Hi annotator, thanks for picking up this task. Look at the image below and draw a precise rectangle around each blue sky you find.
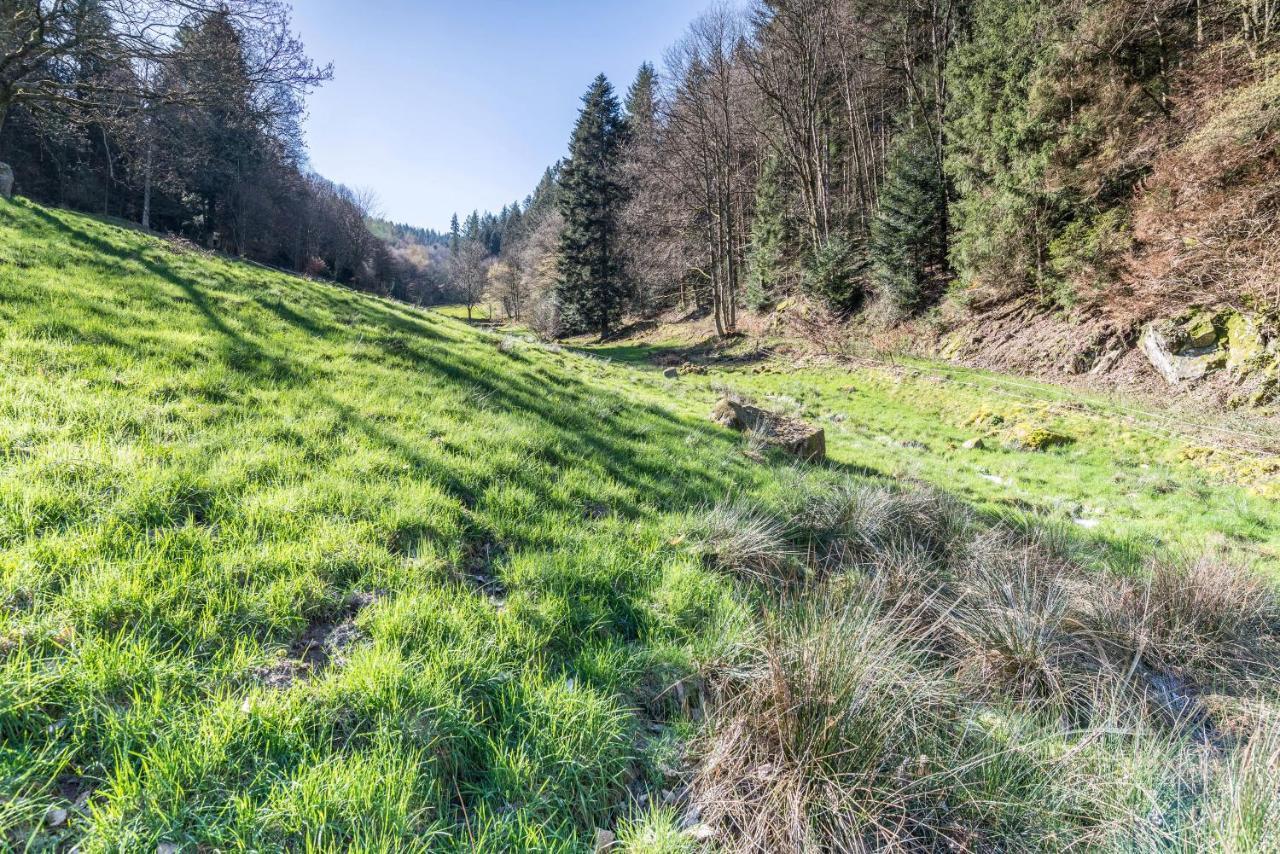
[289,0,710,232]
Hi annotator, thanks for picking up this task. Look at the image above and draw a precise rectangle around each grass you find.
[2,196,1279,851]
[582,335,1280,569]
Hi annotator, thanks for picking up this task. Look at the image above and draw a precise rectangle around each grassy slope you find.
[2,198,1277,851]
[581,334,1280,569]
[0,199,805,850]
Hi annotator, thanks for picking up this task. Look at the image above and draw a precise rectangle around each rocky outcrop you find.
[1139,308,1279,407]
[0,163,13,200]
[711,397,826,462]
[1140,319,1226,385]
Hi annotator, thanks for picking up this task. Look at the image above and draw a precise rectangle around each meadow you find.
[2,198,1278,851]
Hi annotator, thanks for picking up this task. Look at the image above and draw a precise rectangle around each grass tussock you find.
[690,482,1280,850]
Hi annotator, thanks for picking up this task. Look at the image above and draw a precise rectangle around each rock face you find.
[711,397,826,462]
[1140,308,1280,405]
[0,163,13,199]
[1140,319,1226,385]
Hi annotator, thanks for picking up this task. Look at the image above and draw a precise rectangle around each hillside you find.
[3,198,1280,851]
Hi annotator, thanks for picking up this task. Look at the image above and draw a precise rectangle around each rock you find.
[1140,320,1225,385]
[157,844,181,854]
[0,163,11,199]
[593,828,616,852]
[962,437,986,450]
[45,807,68,827]
[684,824,717,842]
[1183,310,1219,349]
[710,397,825,462]
[1225,311,1268,375]
[663,367,679,379]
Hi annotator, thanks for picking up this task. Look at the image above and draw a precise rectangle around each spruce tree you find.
[625,63,657,136]
[870,127,949,315]
[449,213,461,256]
[556,74,629,339]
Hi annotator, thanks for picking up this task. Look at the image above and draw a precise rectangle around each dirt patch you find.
[456,536,507,607]
[253,591,381,688]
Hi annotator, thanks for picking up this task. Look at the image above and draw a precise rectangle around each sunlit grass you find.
[3,197,1278,851]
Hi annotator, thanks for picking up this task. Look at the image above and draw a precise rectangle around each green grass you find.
[582,339,1280,569]
[433,303,493,321]
[0,199,797,850]
[2,197,1278,851]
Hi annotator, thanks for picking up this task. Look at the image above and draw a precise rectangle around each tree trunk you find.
[0,104,12,200]
[142,136,154,231]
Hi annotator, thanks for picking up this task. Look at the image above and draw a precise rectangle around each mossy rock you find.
[1004,423,1073,452]
[965,406,1006,429]
[1225,311,1270,374]
[1182,310,1220,349]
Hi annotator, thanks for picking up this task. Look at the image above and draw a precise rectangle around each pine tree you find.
[556,74,629,339]
[449,213,461,256]
[870,127,949,315]
[463,210,481,242]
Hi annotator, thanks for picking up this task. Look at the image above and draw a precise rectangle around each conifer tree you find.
[746,156,790,310]
[556,74,629,339]
[870,127,949,314]
[449,213,461,257]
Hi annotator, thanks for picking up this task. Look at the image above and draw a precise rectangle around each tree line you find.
[0,0,450,304]
[471,0,1275,340]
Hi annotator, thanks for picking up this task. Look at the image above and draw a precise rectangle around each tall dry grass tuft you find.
[694,500,801,586]
[1096,553,1280,688]
[693,591,962,852]
[688,479,1280,850]
[948,528,1104,706]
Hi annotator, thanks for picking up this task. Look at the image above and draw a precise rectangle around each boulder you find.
[663,367,679,379]
[711,397,826,462]
[1140,320,1225,385]
[0,163,12,199]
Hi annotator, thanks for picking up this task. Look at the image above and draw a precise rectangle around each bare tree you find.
[450,239,490,321]
[0,0,329,199]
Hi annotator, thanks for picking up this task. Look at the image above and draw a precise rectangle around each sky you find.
[288,0,712,232]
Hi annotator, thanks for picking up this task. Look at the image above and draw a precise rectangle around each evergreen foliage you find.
[945,0,1062,300]
[802,234,866,313]
[556,74,629,339]
[869,127,949,315]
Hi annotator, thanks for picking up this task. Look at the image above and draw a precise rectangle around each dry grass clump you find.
[688,480,1280,850]
[693,500,800,585]
[949,529,1102,705]
[1096,553,1280,687]
[693,593,963,852]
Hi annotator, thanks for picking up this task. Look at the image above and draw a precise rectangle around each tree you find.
[449,213,461,256]
[745,155,791,310]
[450,239,489,321]
[869,126,948,315]
[487,259,525,320]
[0,0,329,190]
[556,74,629,339]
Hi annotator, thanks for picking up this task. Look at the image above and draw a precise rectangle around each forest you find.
[447,0,1279,372]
